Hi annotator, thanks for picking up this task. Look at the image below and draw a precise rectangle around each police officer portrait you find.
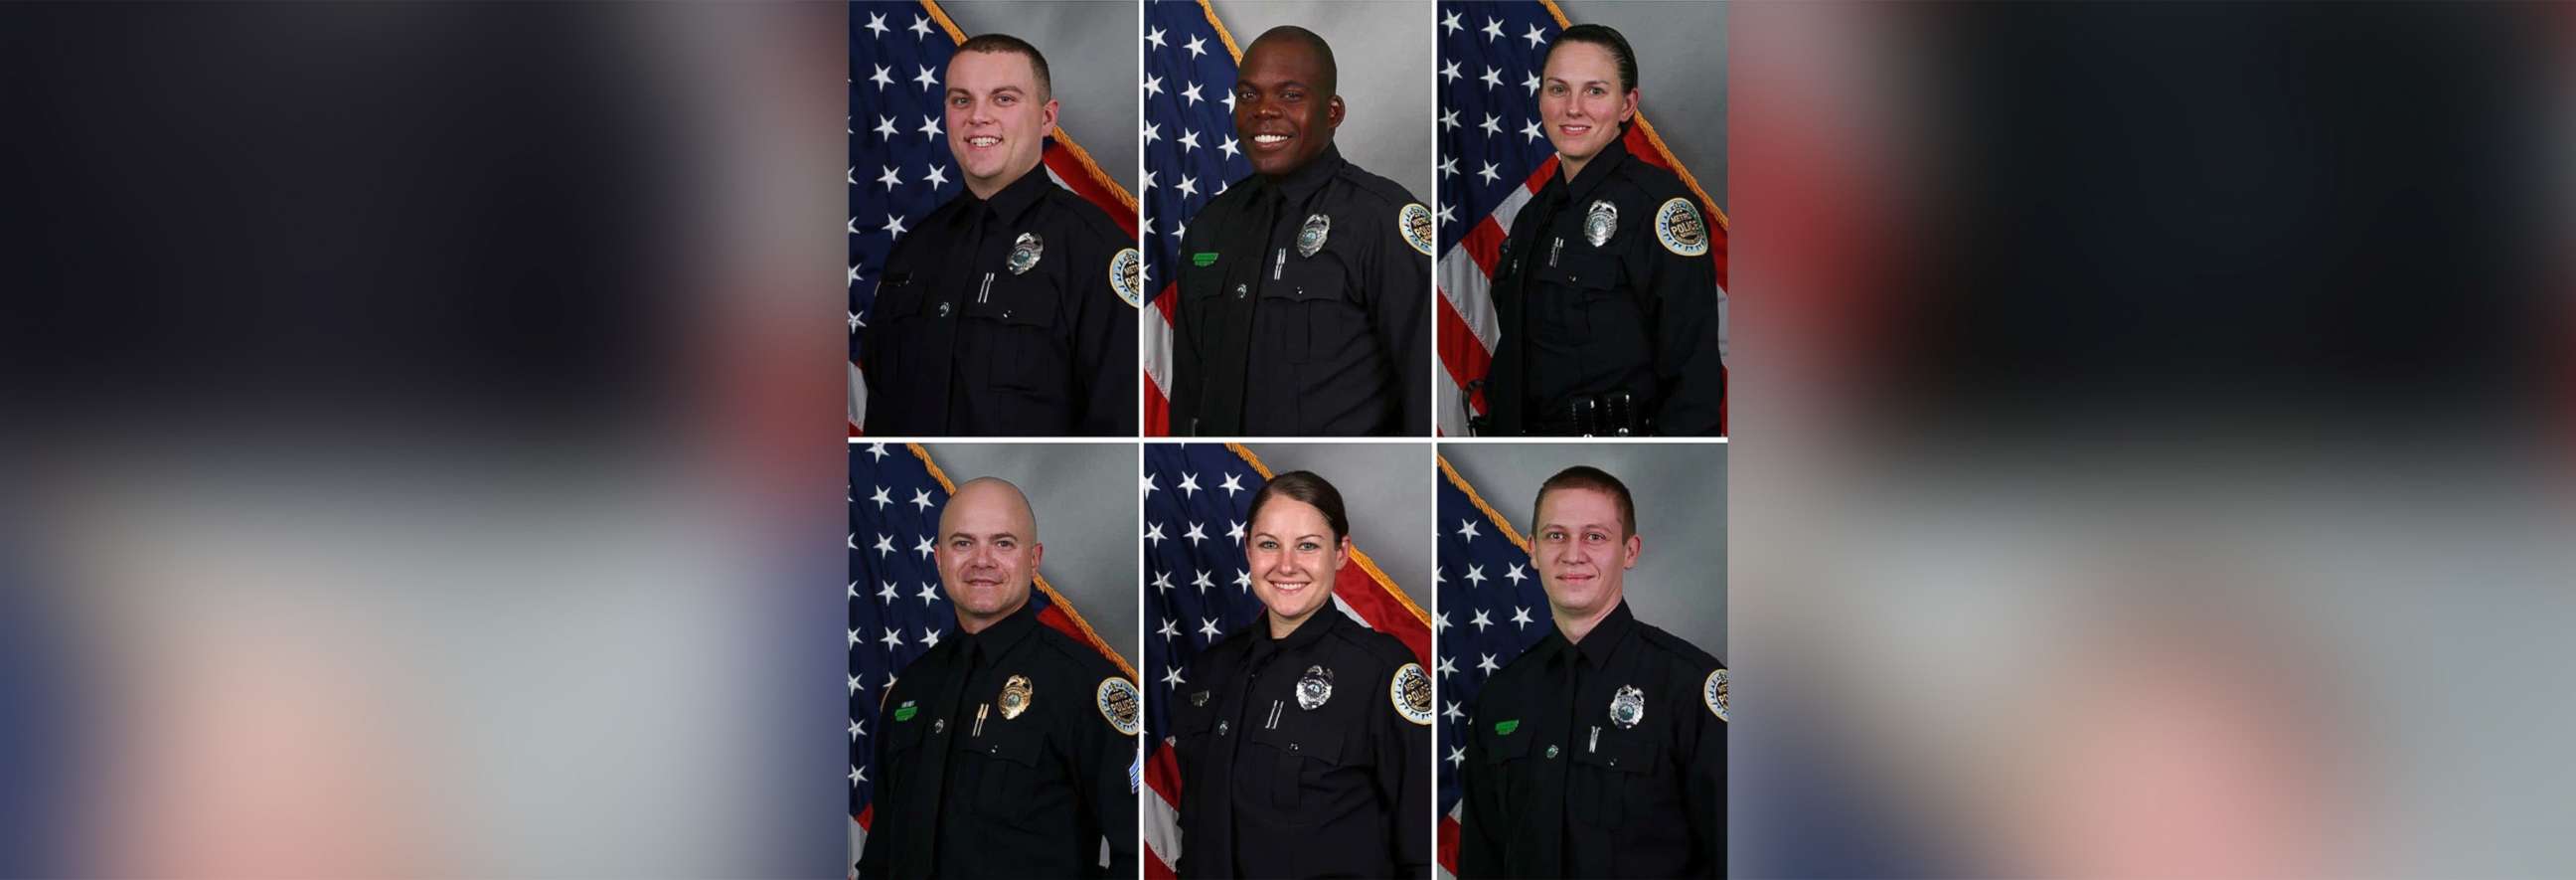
[848,442,1142,878]
[1142,1,1436,437]
[1435,4,1730,437]
[851,2,1144,437]
[1140,443,1436,878]
[1434,443,1727,877]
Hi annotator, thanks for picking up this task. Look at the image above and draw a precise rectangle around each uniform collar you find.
[1555,135,1633,203]
[1535,599,1636,669]
[960,597,1043,663]
[1260,141,1347,205]
[1249,601,1343,663]
[965,163,1055,226]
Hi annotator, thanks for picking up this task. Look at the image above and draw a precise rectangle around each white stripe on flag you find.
[1144,751,1185,867]
[1145,298,1175,402]
[848,360,868,431]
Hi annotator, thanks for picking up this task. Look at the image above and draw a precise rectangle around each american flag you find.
[1140,443,1431,879]
[1433,1,1729,436]
[1430,454,1552,880]
[1138,1,1254,437]
[848,442,1139,873]
[850,0,1140,435]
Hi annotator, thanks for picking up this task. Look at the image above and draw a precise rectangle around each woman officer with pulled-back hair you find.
[1474,24,1726,438]
[1166,471,1432,879]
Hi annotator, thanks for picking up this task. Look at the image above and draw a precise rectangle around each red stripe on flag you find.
[1143,735,1187,877]
[1332,567,1430,664]
[1043,146,1139,239]
[1437,815,1461,877]
[1436,291,1495,415]
[1460,216,1509,278]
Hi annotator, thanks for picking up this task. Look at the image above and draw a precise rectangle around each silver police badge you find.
[1609,683,1646,729]
[1295,664,1335,710]
[1296,213,1331,258]
[1584,199,1618,248]
[1007,232,1044,274]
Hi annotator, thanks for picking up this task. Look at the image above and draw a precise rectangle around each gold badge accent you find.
[1399,203,1435,257]
[998,674,1033,720]
[1390,662,1433,725]
[1704,668,1727,722]
[1097,677,1142,736]
[1653,197,1709,258]
[1109,248,1143,308]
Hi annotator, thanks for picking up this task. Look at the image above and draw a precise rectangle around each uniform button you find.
[1002,310,1013,318]
[1289,743,1300,751]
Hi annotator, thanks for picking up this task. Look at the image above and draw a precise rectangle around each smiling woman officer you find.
[1168,471,1432,879]
[1475,24,1725,437]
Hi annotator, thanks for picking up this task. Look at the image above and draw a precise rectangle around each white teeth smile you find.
[1253,134,1289,145]
[968,136,1000,146]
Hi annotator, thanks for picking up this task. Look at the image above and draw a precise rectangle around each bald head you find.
[937,476,1044,633]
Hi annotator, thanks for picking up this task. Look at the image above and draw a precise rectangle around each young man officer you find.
[857,478,1141,879]
[1457,466,1726,878]
[862,35,1141,436]
[1170,26,1432,437]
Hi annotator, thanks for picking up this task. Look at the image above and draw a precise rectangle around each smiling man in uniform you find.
[1456,465,1726,878]
[862,35,1140,437]
[1169,26,1431,437]
[857,477,1141,879]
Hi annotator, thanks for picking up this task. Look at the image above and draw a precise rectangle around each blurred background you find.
[1733,2,2576,877]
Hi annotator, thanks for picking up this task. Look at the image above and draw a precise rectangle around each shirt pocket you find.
[883,708,931,800]
[1245,711,1348,814]
[1260,254,1362,364]
[1568,730,1662,826]
[1475,722,1536,820]
[970,716,1052,813]
[961,272,1063,396]
[869,273,928,381]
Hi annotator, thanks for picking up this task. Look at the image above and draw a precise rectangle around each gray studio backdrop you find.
[926,442,1140,668]
[941,0,1140,193]
[1240,442,1434,610]
[1439,442,1725,657]
[1206,0,1436,203]
[1548,0,1728,211]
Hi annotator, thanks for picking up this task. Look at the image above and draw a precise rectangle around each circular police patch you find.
[1109,248,1143,308]
[1399,203,1435,257]
[1391,662,1434,726]
[1096,676,1142,736]
[1654,197,1709,257]
[1704,668,1727,722]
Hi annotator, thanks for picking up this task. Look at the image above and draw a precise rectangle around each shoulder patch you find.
[1703,668,1727,722]
[1398,203,1435,257]
[1654,197,1710,258]
[1109,248,1143,308]
[1390,662,1434,726]
[1096,676,1143,736]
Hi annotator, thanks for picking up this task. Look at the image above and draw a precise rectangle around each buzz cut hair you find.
[956,33,1052,100]
[1248,25,1338,97]
[1531,464,1638,539]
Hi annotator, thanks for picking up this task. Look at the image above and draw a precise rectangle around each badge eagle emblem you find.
[1391,662,1434,726]
[1297,213,1331,258]
[1584,199,1618,248]
[1609,683,1647,729]
[1399,203,1435,256]
[1704,668,1727,722]
[1096,676,1142,736]
[998,674,1034,720]
[1295,664,1335,710]
[1109,248,1143,308]
[1007,232,1045,274]
[1653,197,1709,257]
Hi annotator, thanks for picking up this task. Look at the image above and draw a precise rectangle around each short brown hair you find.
[1531,465,1637,539]
[956,33,1052,99]
[1247,470,1351,543]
